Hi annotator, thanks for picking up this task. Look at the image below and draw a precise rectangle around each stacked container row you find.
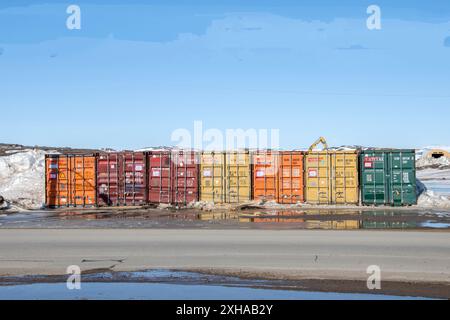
[45,148,417,208]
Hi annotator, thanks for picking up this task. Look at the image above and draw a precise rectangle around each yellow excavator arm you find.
[308,137,328,152]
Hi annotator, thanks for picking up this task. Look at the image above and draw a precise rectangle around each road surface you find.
[0,229,449,285]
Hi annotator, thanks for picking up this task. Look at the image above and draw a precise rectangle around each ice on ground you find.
[0,149,57,210]
[417,168,450,181]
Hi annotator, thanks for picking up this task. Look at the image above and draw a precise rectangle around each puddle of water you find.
[420,221,450,229]
[2,209,449,230]
[0,282,429,300]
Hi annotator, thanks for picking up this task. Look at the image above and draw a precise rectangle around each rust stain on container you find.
[45,154,96,207]
[96,152,147,206]
[148,150,199,205]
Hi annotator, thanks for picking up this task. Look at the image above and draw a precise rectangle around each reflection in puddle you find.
[3,208,447,231]
[238,211,450,230]
[0,270,430,300]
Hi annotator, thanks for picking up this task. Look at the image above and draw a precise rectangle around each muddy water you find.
[0,270,432,300]
[0,208,449,230]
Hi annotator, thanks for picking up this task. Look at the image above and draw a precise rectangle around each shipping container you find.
[148,150,199,205]
[96,152,147,206]
[45,154,96,207]
[278,151,305,204]
[200,151,251,203]
[252,151,279,202]
[360,149,417,206]
[305,150,359,204]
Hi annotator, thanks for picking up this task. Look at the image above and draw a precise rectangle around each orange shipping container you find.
[278,151,305,204]
[252,151,305,204]
[45,154,97,207]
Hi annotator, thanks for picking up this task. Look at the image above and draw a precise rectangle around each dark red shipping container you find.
[148,150,199,205]
[96,152,147,206]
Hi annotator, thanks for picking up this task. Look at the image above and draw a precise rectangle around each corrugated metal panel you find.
[278,151,305,204]
[200,151,251,203]
[45,154,96,207]
[96,152,147,206]
[305,151,359,204]
[148,151,199,205]
[360,149,417,206]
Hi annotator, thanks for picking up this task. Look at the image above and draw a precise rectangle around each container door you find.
[46,156,70,207]
[278,152,304,204]
[332,152,358,204]
[172,151,199,205]
[389,151,416,206]
[124,153,146,206]
[253,152,278,202]
[305,153,330,204]
[97,154,119,206]
[361,152,389,205]
[73,156,96,206]
[149,153,172,204]
[226,152,251,203]
[200,152,225,203]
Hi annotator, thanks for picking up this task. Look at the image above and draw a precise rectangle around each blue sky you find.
[1,0,449,150]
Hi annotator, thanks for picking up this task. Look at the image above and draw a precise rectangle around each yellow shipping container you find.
[200,151,251,203]
[305,150,359,204]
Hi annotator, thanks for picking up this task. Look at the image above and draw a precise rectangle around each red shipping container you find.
[148,150,199,205]
[96,152,147,206]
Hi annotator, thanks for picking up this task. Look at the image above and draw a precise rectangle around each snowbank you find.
[0,149,55,210]
[417,191,450,209]
[416,156,450,169]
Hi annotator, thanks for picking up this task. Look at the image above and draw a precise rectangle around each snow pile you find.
[0,149,54,210]
[417,156,450,169]
[417,191,450,209]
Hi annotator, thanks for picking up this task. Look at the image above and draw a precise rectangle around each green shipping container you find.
[360,149,417,206]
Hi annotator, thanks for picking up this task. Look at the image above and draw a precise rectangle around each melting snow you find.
[0,149,57,210]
